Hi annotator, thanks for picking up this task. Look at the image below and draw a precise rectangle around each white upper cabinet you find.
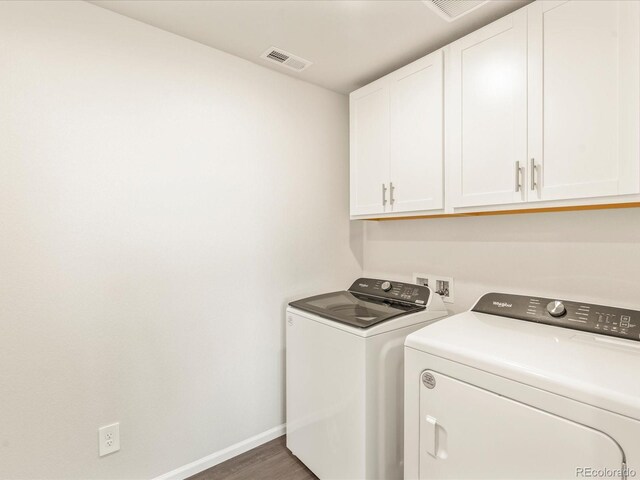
[350,50,443,217]
[389,50,444,213]
[528,0,640,202]
[447,9,528,208]
[350,85,389,216]
[351,0,640,219]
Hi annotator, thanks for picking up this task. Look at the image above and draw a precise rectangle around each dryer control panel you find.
[349,278,430,306]
[473,293,640,342]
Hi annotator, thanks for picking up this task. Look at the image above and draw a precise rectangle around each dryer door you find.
[419,370,625,479]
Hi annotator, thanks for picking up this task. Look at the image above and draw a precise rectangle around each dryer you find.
[404,292,640,479]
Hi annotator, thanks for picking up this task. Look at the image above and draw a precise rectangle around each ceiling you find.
[90,0,531,94]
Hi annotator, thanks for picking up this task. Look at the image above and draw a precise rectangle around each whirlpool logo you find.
[493,301,513,308]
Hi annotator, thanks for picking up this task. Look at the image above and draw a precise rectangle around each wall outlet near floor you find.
[98,423,120,457]
[413,273,454,304]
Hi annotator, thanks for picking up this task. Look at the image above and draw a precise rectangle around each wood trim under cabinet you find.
[367,202,640,221]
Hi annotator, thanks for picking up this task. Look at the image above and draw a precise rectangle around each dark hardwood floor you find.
[187,436,318,480]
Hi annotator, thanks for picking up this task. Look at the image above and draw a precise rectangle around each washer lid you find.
[405,310,640,420]
[288,290,424,329]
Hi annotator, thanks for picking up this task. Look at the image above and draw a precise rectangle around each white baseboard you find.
[152,424,286,480]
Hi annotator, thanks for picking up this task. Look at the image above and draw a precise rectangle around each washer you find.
[404,292,640,479]
[286,277,447,480]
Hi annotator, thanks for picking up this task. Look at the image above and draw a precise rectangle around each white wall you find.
[0,2,362,478]
[363,208,640,315]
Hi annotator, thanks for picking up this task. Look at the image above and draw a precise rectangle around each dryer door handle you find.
[423,415,447,459]
[424,415,438,457]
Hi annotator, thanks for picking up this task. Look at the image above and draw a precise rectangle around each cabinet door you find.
[350,84,389,216]
[419,371,625,479]
[447,10,528,208]
[445,10,527,207]
[528,0,640,201]
[389,50,444,213]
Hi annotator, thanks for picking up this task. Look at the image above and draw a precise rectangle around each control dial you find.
[547,301,566,317]
[381,281,392,292]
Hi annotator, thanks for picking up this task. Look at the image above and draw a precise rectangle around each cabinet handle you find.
[382,183,387,206]
[530,158,537,191]
[515,161,522,192]
[390,182,395,206]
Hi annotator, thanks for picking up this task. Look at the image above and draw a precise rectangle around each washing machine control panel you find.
[349,278,430,306]
[473,293,640,342]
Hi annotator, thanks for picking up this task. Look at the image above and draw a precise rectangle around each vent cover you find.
[423,0,489,22]
[260,47,312,72]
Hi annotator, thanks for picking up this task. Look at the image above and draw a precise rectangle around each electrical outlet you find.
[99,423,120,457]
[414,273,455,304]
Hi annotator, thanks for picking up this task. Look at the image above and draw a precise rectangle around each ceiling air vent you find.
[423,0,489,22]
[260,47,312,72]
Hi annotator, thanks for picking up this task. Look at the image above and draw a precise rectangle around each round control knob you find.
[381,281,392,292]
[547,300,566,317]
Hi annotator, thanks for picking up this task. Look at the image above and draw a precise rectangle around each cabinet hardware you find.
[382,183,388,206]
[530,158,537,191]
[515,161,522,192]
[390,182,395,206]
